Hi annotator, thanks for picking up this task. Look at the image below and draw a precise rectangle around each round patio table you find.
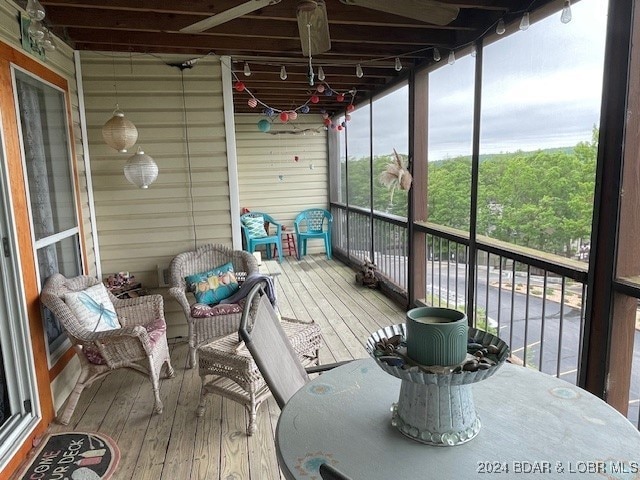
[276,358,640,479]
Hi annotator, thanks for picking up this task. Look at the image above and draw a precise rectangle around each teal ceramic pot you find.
[406,307,468,366]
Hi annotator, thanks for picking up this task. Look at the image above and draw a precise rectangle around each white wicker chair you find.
[168,244,259,368]
[40,273,175,425]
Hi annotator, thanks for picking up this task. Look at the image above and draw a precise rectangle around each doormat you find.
[16,431,120,480]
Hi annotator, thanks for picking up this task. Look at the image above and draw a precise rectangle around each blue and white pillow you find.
[64,283,121,332]
[243,215,269,238]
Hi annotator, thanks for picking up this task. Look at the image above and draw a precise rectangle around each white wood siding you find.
[0,1,97,276]
[79,53,230,337]
[235,114,329,255]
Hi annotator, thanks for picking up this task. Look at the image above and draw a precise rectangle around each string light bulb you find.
[448,50,456,65]
[318,66,325,81]
[433,48,441,62]
[243,62,251,76]
[394,57,402,71]
[355,64,363,78]
[561,0,572,23]
[41,27,55,51]
[280,65,287,80]
[519,12,530,30]
[496,18,506,35]
[26,0,45,20]
[28,20,44,40]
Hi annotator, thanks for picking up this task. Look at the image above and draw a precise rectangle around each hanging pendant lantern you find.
[124,147,158,189]
[102,105,138,153]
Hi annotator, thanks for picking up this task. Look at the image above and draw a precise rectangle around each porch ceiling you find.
[27,0,556,114]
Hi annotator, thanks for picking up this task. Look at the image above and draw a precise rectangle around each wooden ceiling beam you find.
[63,28,439,56]
[40,0,515,15]
[45,8,460,45]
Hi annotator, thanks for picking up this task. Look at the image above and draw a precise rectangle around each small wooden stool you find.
[274,226,297,257]
[196,318,322,434]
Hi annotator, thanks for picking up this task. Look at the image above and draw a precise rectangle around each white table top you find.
[276,358,640,479]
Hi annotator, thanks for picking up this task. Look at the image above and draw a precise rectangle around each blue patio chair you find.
[294,208,333,260]
[240,211,283,263]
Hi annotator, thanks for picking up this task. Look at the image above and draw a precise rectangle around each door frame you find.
[0,40,87,476]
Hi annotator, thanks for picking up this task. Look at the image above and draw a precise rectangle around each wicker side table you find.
[196,317,322,435]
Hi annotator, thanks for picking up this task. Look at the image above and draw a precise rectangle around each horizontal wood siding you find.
[235,114,329,254]
[79,52,230,337]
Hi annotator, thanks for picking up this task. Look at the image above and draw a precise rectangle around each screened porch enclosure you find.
[327,0,640,428]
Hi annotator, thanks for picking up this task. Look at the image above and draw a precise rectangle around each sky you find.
[342,0,609,161]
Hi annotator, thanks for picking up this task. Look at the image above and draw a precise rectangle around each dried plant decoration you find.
[379,148,412,202]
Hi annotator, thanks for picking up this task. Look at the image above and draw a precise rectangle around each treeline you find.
[343,128,598,257]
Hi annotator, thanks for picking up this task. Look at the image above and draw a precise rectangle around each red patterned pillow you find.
[191,302,243,318]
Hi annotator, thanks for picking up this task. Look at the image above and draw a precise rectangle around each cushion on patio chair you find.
[239,212,284,263]
[40,273,175,425]
[83,316,168,365]
[191,302,243,318]
[184,261,240,305]
[168,244,260,368]
[64,283,121,331]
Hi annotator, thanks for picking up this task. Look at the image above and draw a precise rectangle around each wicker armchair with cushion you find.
[169,243,259,368]
[40,273,175,425]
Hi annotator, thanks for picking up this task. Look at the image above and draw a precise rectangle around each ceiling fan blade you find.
[339,0,459,26]
[297,0,331,57]
[180,0,281,34]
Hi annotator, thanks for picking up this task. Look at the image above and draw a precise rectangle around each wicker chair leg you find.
[57,381,86,425]
[196,379,208,417]
[246,392,258,435]
[148,356,164,415]
[164,359,176,378]
[188,345,197,369]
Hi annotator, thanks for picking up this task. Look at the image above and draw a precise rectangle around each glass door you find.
[0,115,39,469]
[12,68,82,365]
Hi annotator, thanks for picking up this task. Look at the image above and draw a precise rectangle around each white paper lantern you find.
[102,107,138,152]
[124,147,158,189]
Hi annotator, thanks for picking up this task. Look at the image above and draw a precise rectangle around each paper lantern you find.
[300,105,310,114]
[258,119,271,132]
[102,107,138,153]
[248,98,258,108]
[317,85,325,93]
[346,104,355,113]
[234,81,245,92]
[124,147,158,189]
[310,95,320,104]
[336,93,345,102]
[279,111,290,122]
[288,111,298,120]
[323,118,331,126]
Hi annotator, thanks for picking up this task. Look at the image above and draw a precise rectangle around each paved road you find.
[370,253,640,425]
[424,260,640,426]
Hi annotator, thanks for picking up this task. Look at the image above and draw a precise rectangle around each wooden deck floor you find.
[48,255,406,480]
